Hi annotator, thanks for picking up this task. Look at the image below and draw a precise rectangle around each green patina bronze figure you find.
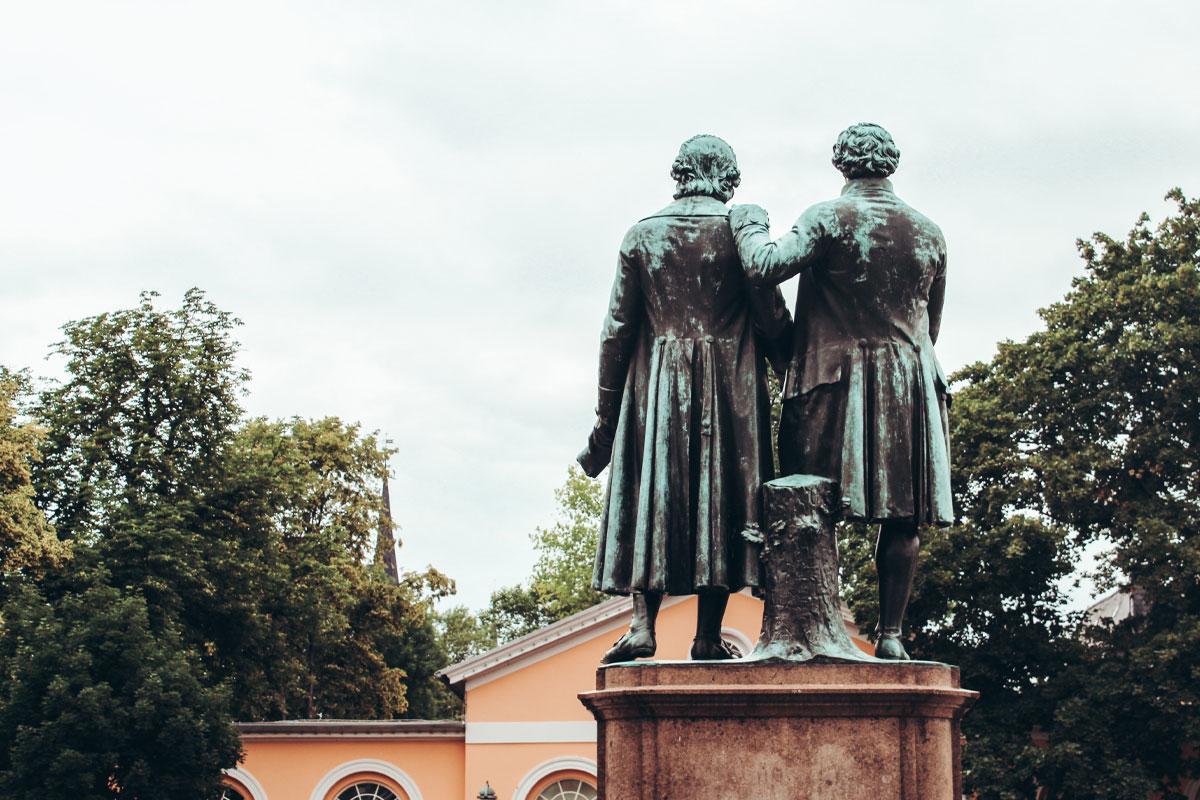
[730,123,953,661]
[578,135,792,664]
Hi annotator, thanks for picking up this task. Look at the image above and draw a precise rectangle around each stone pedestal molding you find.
[580,660,977,800]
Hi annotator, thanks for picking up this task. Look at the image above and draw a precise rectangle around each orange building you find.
[224,591,869,800]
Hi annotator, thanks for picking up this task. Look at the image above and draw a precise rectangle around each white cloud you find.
[2,0,1198,608]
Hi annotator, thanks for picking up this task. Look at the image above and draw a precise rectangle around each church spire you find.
[374,472,400,583]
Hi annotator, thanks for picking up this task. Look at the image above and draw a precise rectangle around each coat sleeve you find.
[596,233,643,412]
[578,231,644,478]
[747,282,793,378]
[731,203,831,286]
[927,237,947,346]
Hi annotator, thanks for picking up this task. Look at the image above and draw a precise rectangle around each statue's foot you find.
[874,634,911,661]
[601,630,656,664]
[690,637,739,661]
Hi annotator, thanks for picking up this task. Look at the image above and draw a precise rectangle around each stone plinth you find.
[579,660,977,800]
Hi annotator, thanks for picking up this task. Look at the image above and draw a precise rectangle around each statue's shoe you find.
[689,637,740,660]
[874,634,911,661]
[600,631,656,664]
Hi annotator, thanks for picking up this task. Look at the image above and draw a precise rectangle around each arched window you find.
[719,626,754,657]
[335,783,400,800]
[535,778,597,800]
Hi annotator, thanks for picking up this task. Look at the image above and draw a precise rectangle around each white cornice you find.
[235,720,463,740]
[439,595,631,687]
[465,721,596,744]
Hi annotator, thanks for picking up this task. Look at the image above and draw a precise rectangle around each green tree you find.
[0,578,240,799]
[2,292,246,795]
[0,370,67,586]
[20,291,455,726]
[196,415,456,721]
[528,466,607,620]
[842,189,1200,799]
[427,466,607,716]
[34,289,245,543]
[433,604,495,665]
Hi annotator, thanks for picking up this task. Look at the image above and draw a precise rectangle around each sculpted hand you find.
[577,386,621,477]
[729,203,768,232]
[577,419,615,478]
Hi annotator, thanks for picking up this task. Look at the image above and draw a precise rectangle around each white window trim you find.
[512,756,598,800]
[224,766,269,800]
[308,758,423,800]
[720,626,755,655]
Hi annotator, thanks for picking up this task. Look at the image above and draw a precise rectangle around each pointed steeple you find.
[374,472,400,583]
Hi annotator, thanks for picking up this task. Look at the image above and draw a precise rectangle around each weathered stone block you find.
[580,661,976,800]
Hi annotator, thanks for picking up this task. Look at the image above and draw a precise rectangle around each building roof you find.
[438,595,638,694]
[1084,586,1147,627]
[235,719,464,739]
[438,591,860,694]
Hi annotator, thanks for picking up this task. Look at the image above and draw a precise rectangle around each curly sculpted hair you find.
[831,123,900,179]
[671,135,741,203]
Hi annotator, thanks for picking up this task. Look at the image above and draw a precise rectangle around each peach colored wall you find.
[465,592,868,723]
[466,594,760,723]
[238,593,872,799]
[238,737,463,800]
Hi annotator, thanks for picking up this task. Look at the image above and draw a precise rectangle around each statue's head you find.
[671,135,741,203]
[831,123,900,180]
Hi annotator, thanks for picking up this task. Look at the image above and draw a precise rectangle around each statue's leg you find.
[690,589,737,660]
[874,519,920,660]
[601,592,661,664]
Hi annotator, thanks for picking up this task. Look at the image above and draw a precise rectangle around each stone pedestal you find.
[579,660,977,800]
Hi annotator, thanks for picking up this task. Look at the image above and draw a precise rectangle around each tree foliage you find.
[34,289,245,542]
[433,466,607,681]
[0,370,67,585]
[841,189,1200,799]
[1,290,459,796]
[451,466,605,650]
[0,579,240,799]
[212,416,457,721]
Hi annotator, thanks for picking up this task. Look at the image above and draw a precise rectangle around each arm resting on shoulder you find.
[730,203,828,287]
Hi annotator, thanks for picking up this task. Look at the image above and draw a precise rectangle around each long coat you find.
[732,178,953,526]
[587,195,792,596]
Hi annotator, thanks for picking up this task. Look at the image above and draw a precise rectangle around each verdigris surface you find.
[754,474,870,661]
[578,134,791,663]
[730,123,953,660]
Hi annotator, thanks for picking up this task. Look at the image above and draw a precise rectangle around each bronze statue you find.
[578,135,791,663]
[730,123,953,661]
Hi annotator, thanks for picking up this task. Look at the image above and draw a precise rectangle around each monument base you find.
[579,660,977,800]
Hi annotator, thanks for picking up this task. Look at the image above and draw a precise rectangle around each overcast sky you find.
[3,1,1198,609]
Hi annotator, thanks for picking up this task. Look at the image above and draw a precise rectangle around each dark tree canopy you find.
[0,579,240,800]
[842,189,1200,799]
